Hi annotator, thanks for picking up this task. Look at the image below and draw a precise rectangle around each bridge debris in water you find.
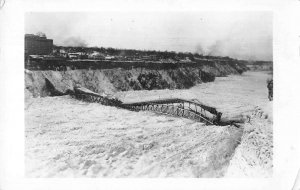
[72,87,222,125]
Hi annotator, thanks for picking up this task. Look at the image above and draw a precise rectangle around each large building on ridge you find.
[25,34,53,57]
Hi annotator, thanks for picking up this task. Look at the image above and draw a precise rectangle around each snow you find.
[25,71,272,177]
[25,96,242,177]
[117,71,272,121]
[225,106,273,177]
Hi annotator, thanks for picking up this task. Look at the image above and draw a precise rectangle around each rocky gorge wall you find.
[25,62,248,98]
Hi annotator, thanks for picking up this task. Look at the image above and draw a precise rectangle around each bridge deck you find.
[72,87,222,125]
[122,98,219,116]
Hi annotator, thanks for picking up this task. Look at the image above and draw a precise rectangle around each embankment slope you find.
[225,105,273,177]
[25,61,247,98]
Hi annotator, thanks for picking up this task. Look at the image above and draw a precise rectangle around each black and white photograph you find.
[2,0,300,189]
[24,12,273,178]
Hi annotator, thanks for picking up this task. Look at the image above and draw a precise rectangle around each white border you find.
[1,0,300,190]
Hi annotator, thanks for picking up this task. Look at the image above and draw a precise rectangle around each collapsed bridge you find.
[72,87,222,125]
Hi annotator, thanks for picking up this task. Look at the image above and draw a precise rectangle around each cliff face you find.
[25,61,247,98]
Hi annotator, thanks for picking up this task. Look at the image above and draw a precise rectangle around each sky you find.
[25,12,272,61]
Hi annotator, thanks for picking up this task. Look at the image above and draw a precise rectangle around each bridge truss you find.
[72,87,222,125]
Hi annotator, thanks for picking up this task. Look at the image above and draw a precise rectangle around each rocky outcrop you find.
[25,61,247,98]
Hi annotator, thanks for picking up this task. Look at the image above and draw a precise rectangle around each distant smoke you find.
[26,12,272,61]
[194,37,272,61]
[195,44,205,55]
[194,39,233,57]
[62,36,88,47]
[207,40,224,56]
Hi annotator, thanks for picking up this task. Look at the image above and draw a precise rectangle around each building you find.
[58,49,68,58]
[68,52,81,59]
[88,51,105,60]
[25,34,53,57]
[67,52,87,59]
[105,56,116,60]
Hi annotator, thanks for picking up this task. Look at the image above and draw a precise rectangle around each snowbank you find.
[225,106,273,177]
[25,96,242,177]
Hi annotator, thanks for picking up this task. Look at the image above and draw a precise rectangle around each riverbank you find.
[25,60,247,98]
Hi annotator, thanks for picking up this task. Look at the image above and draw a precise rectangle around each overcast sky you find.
[25,12,272,61]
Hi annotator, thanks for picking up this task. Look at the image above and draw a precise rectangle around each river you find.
[118,71,272,121]
[25,71,272,177]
